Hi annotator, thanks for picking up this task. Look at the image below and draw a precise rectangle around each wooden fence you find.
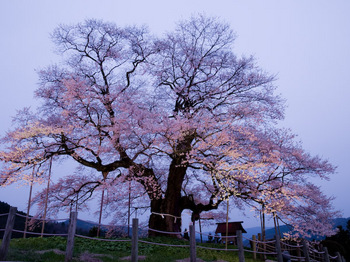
[0,207,347,262]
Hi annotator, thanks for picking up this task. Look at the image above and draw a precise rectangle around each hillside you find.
[0,201,140,238]
[243,217,350,246]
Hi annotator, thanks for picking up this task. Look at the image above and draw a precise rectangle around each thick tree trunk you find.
[148,197,183,237]
[148,133,200,237]
[147,131,192,236]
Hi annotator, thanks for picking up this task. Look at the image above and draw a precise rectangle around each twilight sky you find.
[0,0,349,228]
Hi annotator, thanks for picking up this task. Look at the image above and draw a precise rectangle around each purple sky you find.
[0,0,349,228]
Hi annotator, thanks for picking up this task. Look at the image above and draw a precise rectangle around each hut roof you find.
[215,221,247,235]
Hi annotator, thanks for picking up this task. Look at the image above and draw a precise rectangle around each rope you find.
[151,212,181,223]
[146,227,183,235]
[15,212,68,221]
[12,229,68,237]
[196,245,238,251]
[219,235,237,239]
[265,243,277,250]
[242,235,276,244]
[15,213,32,218]
[138,240,189,248]
[289,254,306,259]
[309,248,325,254]
[0,213,9,217]
[75,234,131,242]
[244,249,277,255]
[197,231,217,237]
[290,258,304,262]
[281,242,303,248]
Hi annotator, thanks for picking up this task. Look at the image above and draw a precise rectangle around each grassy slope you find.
[2,236,259,262]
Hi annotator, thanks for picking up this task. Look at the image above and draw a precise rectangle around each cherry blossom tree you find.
[0,15,338,238]
[203,127,339,238]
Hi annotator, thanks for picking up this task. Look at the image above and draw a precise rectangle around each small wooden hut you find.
[215,221,247,245]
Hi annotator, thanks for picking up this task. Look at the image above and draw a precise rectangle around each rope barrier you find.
[14,213,32,218]
[75,234,131,242]
[0,213,9,217]
[309,248,325,254]
[196,245,239,251]
[151,212,182,223]
[281,241,303,248]
[218,235,237,239]
[259,239,276,244]
[207,234,222,239]
[242,236,256,242]
[12,229,68,237]
[196,231,218,237]
[244,249,278,255]
[145,227,184,235]
[290,258,303,262]
[15,212,68,221]
[289,254,306,259]
[242,235,276,244]
[138,240,189,248]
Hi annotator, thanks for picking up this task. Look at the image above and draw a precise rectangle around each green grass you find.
[2,236,259,262]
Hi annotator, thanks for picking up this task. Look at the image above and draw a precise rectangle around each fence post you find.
[322,247,330,262]
[236,230,245,262]
[335,252,342,262]
[252,235,257,260]
[0,206,17,260]
[301,239,310,262]
[131,218,138,262]
[257,233,262,260]
[65,211,77,262]
[263,235,267,261]
[296,243,302,262]
[189,224,196,262]
[275,233,283,262]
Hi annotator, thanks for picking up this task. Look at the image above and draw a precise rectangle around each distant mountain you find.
[0,200,148,239]
[265,225,292,239]
[75,219,98,231]
[0,201,29,238]
[70,219,137,237]
[244,226,273,239]
[332,217,350,229]
[242,217,350,246]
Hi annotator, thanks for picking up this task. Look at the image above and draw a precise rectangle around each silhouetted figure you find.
[215,233,221,243]
[208,232,213,243]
